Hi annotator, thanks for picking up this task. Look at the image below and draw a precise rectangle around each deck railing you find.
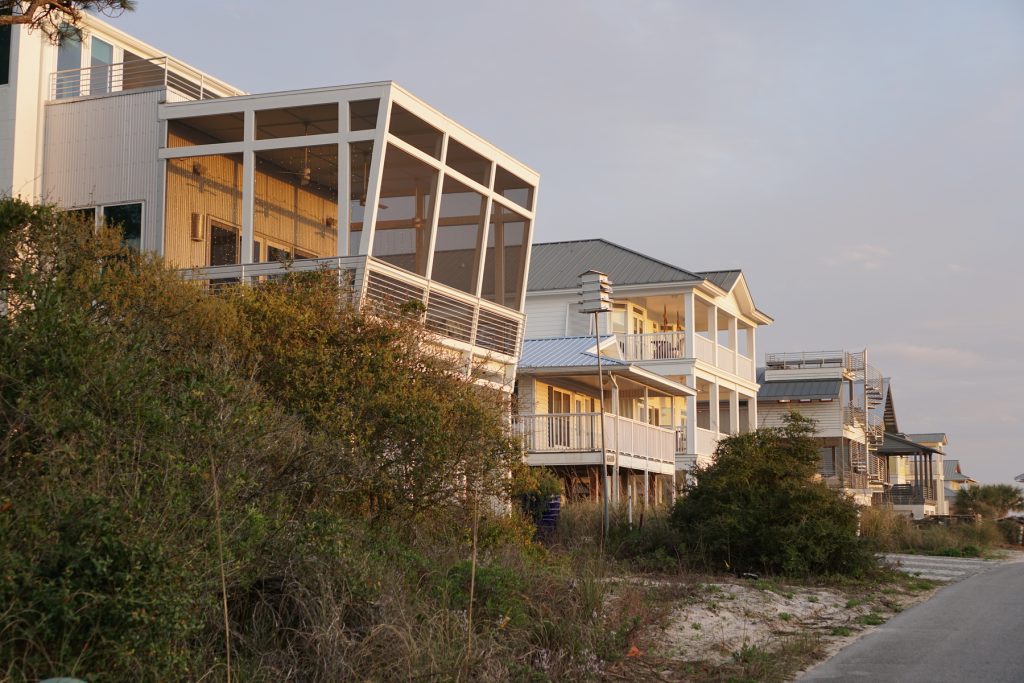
[694,426,720,456]
[618,331,685,361]
[765,350,851,369]
[885,482,937,505]
[513,413,676,466]
[50,55,243,101]
[180,255,524,359]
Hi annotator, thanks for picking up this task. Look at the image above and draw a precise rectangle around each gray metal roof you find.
[526,239,704,292]
[698,270,741,291]
[879,432,940,455]
[943,459,974,482]
[519,336,629,369]
[757,377,843,401]
[906,432,947,444]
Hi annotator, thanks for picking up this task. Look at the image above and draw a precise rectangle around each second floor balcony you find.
[617,330,755,380]
[513,412,678,474]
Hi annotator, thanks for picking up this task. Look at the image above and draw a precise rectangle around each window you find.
[547,386,572,448]
[91,37,114,95]
[55,29,82,98]
[64,207,96,225]
[209,221,239,266]
[102,202,142,251]
[0,8,11,86]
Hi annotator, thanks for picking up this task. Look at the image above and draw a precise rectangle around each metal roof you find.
[907,432,947,444]
[519,336,628,369]
[526,239,704,291]
[756,370,843,401]
[697,270,741,291]
[943,459,974,483]
[878,432,940,455]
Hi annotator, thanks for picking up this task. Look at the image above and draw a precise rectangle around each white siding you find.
[524,295,570,338]
[759,401,844,436]
[41,89,164,251]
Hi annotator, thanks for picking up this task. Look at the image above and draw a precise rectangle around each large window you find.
[102,202,142,252]
[370,144,437,275]
[431,176,485,294]
[90,37,114,95]
[254,144,338,262]
[54,30,82,98]
[0,8,11,86]
[481,202,528,308]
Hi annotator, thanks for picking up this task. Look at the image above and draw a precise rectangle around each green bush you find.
[670,413,876,577]
[0,200,613,681]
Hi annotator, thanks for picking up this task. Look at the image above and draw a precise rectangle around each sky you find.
[113,1,1023,485]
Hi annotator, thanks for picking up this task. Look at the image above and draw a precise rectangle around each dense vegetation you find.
[0,201,627,681]
[670,413,877,576]
[955,483,1024,520]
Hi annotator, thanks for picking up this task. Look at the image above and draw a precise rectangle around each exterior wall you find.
[523,294,573,337]
[1,26,51,199]
[41,89,165,250]
[759,401,845,436]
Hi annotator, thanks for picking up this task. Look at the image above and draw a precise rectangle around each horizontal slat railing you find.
[50,55,242,101]
[180,255,524,361]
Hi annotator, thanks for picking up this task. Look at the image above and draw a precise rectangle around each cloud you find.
[946,263,968,273]
[822,244,892,271]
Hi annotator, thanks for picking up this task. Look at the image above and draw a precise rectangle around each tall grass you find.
[860,507,1003,556]
[552,500,686,572]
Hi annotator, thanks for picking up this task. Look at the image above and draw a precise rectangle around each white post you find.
[684,292,695,358]
[729,387,740,435]
[708,304,719,367]
[709,380,720,437]
[729,316,739,374]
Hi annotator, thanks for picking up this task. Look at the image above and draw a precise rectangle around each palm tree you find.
[956,484,1024,519]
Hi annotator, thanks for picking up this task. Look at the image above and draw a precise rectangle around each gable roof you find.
[756,369,843,401]
[697,270,741,291]
[526,239,704,292]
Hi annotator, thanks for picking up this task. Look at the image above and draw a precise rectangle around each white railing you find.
[694,334,714,364]
[618,331,685,361]
[736,354,754,379]
[50,55,243,101]
[717,344,735,373]
[514,413,676,466]
[694,426,720,456]
[180,255,524,359]
[765,350,850,370]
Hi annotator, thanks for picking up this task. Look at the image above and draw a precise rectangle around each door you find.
[547,386,572,448]
[209,222,239,266]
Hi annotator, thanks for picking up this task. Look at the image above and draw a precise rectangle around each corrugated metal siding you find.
[527,239,703,291]
[42,90,164,251]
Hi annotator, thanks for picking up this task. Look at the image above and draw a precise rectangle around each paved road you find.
[801,556,1024,682]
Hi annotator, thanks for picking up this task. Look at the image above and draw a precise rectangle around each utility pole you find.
[579,270,613,544]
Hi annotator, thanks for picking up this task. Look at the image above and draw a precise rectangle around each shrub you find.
[670,413,876,576]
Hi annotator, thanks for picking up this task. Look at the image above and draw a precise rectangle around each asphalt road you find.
[801,556,1024,682]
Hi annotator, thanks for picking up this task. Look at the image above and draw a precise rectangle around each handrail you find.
[618,331,685,361]
[514,412,676,465]
[50,55,244,101]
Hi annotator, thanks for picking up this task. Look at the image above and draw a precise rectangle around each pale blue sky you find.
[115,1,1024,484]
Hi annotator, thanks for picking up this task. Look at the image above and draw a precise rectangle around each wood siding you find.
[759,401,844,436]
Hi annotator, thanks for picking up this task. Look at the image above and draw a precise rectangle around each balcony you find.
[513,412,676,472]
[619,331,685,361]
[180,255,523,361]
[50,56,243,101]
[885,482,938,506]
[618,331,754,379]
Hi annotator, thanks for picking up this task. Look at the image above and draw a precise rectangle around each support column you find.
[684,292,695,358]
[611,380,620,501]
[685,392,696,457]
[708,304,718,367]
[728,316,738,375]
[746,391,758,432]
[709,380,720,437]
[729,387,740,435]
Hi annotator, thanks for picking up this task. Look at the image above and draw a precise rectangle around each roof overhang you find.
[520,363,696,398]
[879,432,942,455]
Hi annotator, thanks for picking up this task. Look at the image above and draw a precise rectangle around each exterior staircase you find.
[537,495,562,536]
